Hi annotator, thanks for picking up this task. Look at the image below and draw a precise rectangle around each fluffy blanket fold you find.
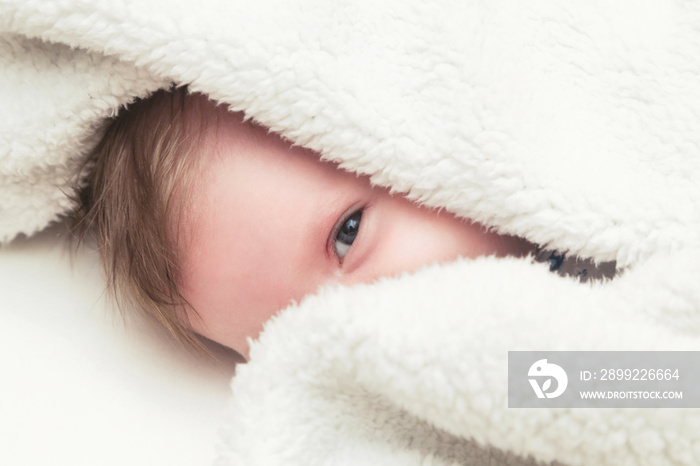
[2,1,700,465]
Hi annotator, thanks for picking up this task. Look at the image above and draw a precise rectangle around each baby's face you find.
[180,111,531,359]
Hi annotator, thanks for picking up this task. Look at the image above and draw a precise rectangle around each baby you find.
[73,87,556,359]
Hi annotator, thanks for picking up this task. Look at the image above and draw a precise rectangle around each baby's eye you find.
[332,209,363,263]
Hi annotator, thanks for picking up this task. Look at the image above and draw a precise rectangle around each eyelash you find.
[328,207,364,264]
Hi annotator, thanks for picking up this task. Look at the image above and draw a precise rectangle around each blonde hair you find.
[72,86,212,353]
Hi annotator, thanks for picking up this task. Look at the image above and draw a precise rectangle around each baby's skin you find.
[180,99,533,359]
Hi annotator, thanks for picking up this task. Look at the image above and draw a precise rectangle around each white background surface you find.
[0,223,241,465]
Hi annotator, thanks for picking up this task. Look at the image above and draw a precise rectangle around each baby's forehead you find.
[174,90,302,224]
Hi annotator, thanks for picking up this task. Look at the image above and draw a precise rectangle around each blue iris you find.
[337,211,361,246]
[548,252,564,272]
[333,210,362,261]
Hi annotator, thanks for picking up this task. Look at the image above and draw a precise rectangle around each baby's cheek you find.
[357,202,465,279]
[357,197,533,283]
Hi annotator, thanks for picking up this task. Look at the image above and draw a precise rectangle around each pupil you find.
[342,216,360,234]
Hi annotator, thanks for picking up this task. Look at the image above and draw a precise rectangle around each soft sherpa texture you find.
[2,1,700,465]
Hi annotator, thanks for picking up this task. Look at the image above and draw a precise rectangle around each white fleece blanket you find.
[2,1,700,465]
